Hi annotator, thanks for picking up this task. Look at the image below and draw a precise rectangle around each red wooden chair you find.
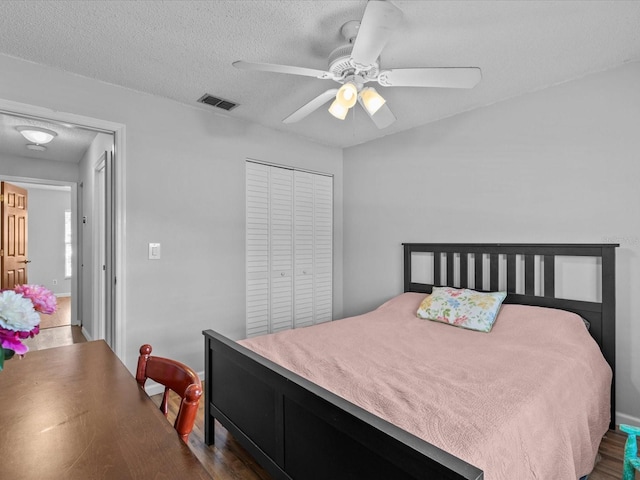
[136,344,202,443]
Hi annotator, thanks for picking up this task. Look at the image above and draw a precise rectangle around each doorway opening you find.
[0,100,125,360]
[1,180,74,327]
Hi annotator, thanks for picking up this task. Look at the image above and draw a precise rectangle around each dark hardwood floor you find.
[153,388,628,480]
[590,429,629,480]
[150,390,272,480]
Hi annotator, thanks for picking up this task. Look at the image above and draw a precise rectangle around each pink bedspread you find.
[240,293,612,480]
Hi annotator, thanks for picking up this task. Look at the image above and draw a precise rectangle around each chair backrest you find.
[136,344,202,443]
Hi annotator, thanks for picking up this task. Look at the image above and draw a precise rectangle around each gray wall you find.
[343,61,640,425]
[0,53,344,377]
[0,154,78,182]
[23,186,71,295]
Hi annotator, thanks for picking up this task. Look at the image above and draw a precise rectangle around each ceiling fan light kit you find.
[359,87,386,115]
[328,99,349,120]
[329,83,386,119]
[233,0,482,128]
[335,82,358,108]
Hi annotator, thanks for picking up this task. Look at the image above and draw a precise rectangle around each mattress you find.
[240,292,612,480]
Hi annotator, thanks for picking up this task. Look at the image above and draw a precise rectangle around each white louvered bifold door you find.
[313,174,333,323]
[269,168,294,333]
[246,162,332,337]
[294,171,314,328]
[246,162,270,337]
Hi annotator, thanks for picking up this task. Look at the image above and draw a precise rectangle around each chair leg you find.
[623,432,639,480]
[623,459,636,480]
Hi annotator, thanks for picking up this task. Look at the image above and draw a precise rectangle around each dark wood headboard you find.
[403,243,618,428]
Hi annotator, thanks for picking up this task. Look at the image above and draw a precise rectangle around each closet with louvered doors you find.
[245,161,333,338]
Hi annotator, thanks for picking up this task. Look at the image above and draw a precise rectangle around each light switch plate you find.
[148,243,161,260]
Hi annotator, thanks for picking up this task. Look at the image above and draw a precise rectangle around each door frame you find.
[0,98,127,362]
[94,154,107,344]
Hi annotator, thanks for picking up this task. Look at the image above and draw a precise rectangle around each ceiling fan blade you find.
[283,89,339,124]
[378,67,482,88]
[233,61,335,80]
[358,96,396,129]
[350,0,403,69]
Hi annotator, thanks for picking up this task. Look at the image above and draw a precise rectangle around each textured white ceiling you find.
[0,112,98,164]
[0,0,639,149]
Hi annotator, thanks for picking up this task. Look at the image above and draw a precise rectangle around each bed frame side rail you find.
[203,329,483,480]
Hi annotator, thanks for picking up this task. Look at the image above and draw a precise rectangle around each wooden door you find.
[1,182,29,289]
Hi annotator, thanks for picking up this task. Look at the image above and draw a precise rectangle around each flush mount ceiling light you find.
[16,126,58,145]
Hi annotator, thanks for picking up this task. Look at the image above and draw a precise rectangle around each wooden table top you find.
[0,340,211,479]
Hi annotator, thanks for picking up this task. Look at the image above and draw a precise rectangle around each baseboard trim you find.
[81,326,93,341]
[617,412,640,428]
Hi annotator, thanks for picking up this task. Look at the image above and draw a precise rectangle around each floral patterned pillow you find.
[416,287,507,332]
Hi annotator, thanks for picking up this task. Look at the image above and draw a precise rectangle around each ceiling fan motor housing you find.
[328,44,379,81]
[328,44,354,75]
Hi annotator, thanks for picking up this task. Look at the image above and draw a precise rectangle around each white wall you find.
[24,187,71,295]
[0,54,344,375]
[343,61,640,424]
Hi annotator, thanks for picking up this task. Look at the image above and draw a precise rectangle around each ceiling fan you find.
[233,0,482,129]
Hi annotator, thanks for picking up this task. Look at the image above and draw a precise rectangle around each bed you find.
[203,243,617,480]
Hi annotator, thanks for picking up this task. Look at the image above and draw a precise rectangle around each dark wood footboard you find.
[203,329,483,480]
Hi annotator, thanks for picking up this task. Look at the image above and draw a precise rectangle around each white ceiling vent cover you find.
[197,94,239,111]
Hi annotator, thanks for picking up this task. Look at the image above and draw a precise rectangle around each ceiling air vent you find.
[197,94,239,111]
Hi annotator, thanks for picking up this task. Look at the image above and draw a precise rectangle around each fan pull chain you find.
[351,101,357,139]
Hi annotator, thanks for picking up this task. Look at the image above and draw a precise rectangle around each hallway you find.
[23,325,86,351]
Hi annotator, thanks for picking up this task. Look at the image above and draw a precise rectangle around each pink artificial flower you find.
[0,326,29,355]
[13,284,57,315]
[0,285,51,359]
[17,325,39,339]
